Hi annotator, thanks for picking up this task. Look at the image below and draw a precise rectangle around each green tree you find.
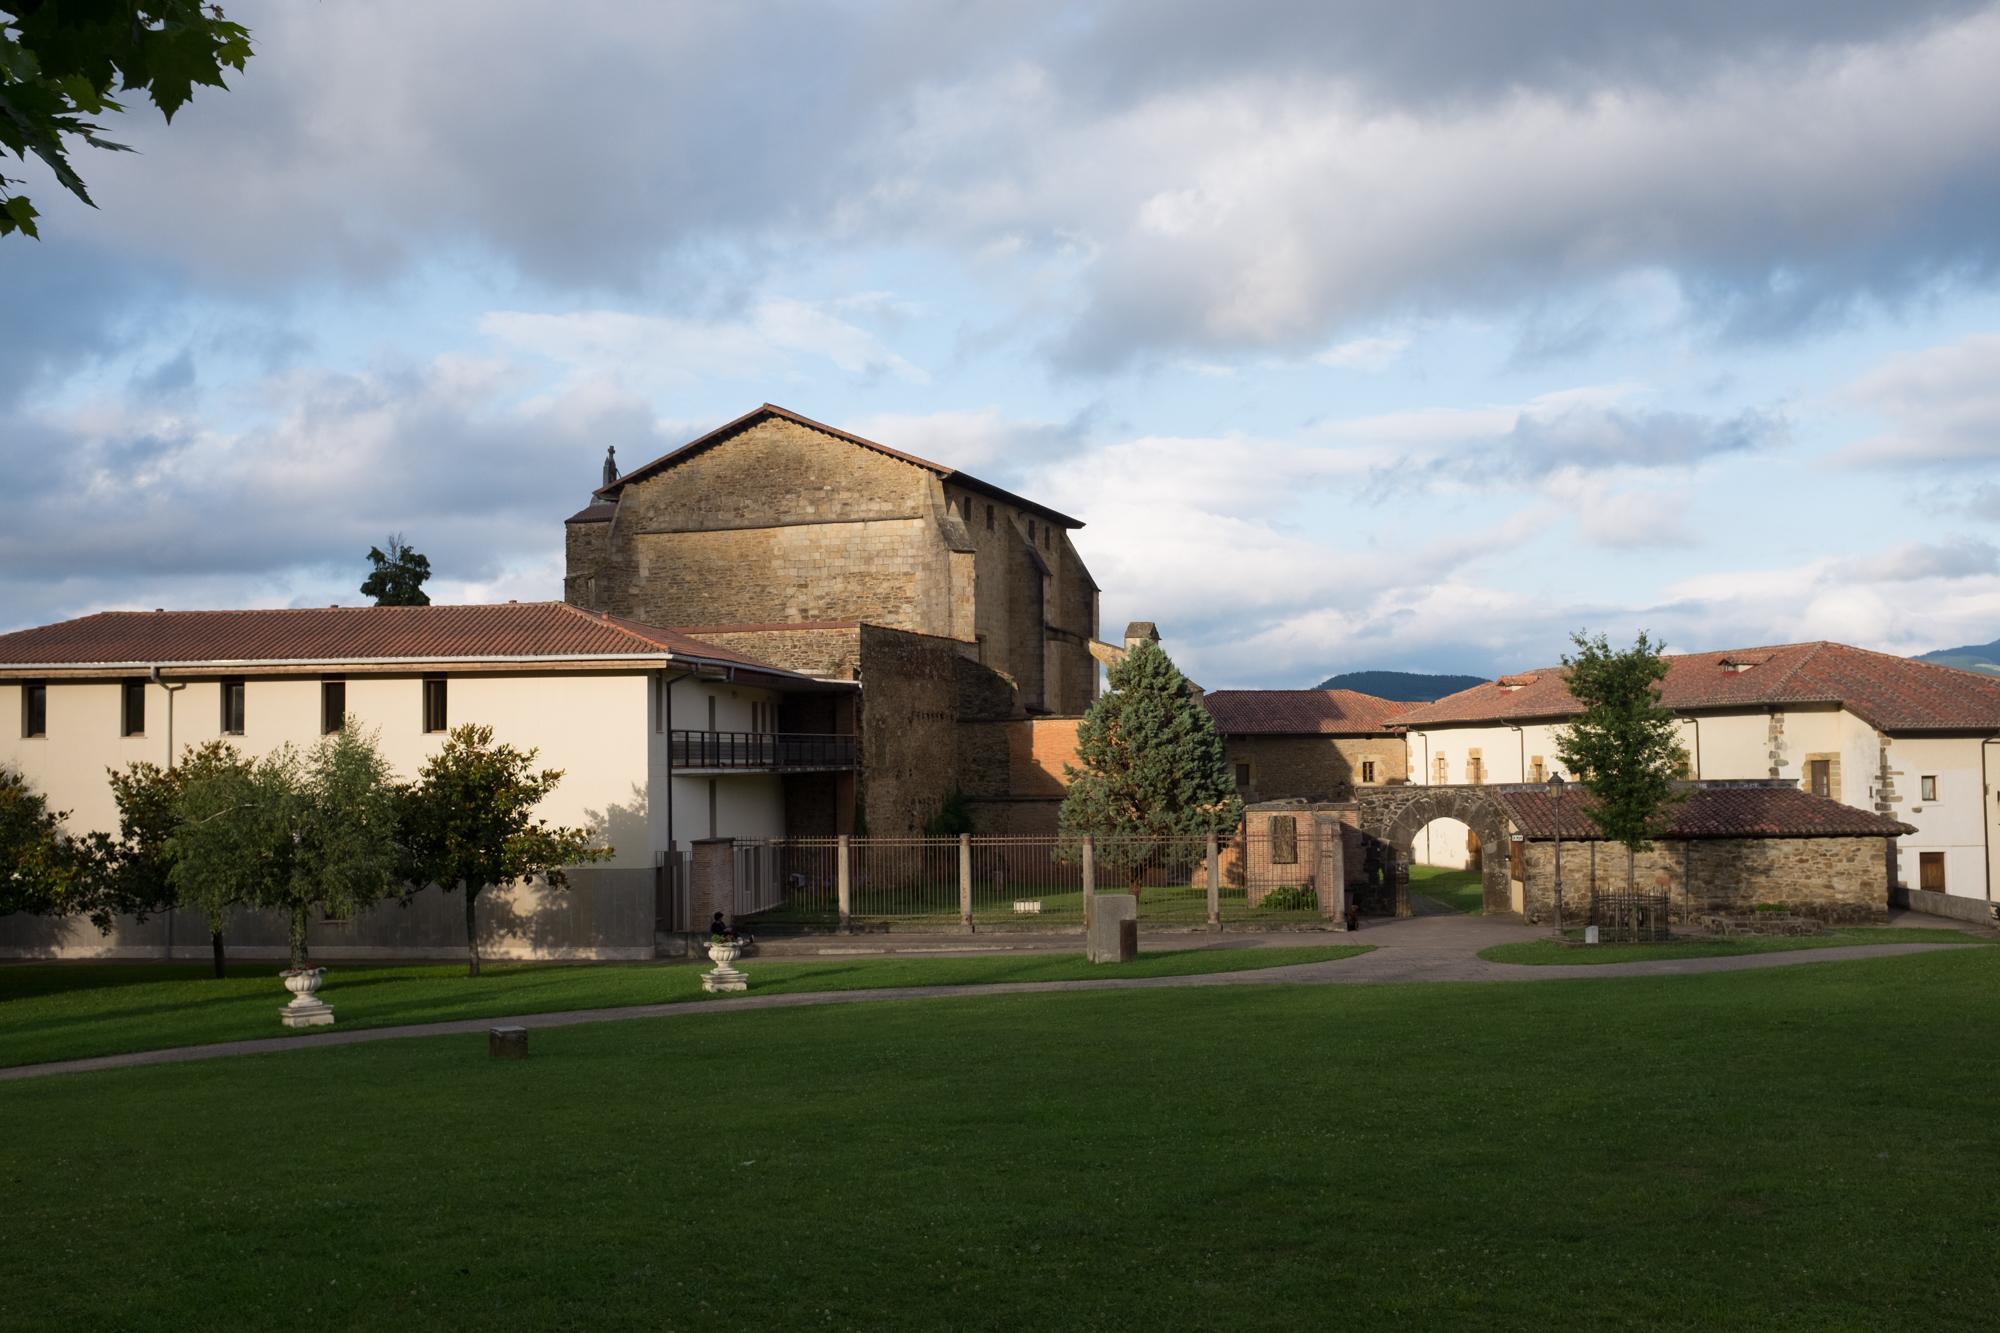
[0,764,86,917]
[170,730,402,971]
[398,723,610,977]
[1553,631,1690,894]
[1058,639,1242,890]
[162,740,255,975]
[2,2,253,238]
[360,535,432,606]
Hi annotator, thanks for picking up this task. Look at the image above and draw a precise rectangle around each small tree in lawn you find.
[399,723,610,977]
[1059,639,1242,892]
[1553,631,1690,895]
[164,742,259,977]
[0,765,88,919]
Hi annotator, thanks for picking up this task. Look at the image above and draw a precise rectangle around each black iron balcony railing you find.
[669,730,859,772]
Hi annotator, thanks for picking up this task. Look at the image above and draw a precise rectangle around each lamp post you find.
[1547,772,1567,933]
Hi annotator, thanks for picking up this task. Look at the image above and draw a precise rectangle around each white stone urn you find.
[702,939,748,993]
[279,966,335,1027]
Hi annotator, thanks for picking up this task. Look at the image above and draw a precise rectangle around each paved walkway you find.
[5,910,1989,1083]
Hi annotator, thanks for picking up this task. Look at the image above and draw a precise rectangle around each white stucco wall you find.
[1885,736,1994,900]
[1406,721,1570,787]
[1,671,656,868]
[663,674,788,845]
[1413,816,1476,869]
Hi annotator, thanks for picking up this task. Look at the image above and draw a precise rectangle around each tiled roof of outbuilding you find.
[1496,782,1916,841]
[1202,689,1409,735]
[0,602,823,678]
[1398,642,2000,733]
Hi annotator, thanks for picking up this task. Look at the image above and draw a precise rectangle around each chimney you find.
[1123,621,1160,652]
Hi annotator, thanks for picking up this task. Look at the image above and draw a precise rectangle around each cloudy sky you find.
[7,1,2000,686]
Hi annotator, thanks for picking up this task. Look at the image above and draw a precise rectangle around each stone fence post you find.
[837,834,852,933]
[959,833,973,932]
[1206,829,1220,929]
[1082,834,1096,931]
[691,837,736,932]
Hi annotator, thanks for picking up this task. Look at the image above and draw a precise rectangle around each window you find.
[1435,755,1448,784]
[1361,759,1377,784]
[219,678,246,735]
[1529,755,1545,783]
[707,695,717,733]
[1234,762,1251,788]
[707,778,718,838]
[1269,815,1298,865]
[21,682,46,738]
[1808,759,1831,799]
[985,504,994,531]
[959,497,971,521]
[1919,851,1945,893]
[322,679,346,735]
[1467,756,1485,785]
[1920,775,1938,802]
[1028,520,1037,543]
[422,677,448,733]
[121,679,146,737]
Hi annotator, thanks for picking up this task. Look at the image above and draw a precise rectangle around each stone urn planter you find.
[702,939,748,994]
[279,966,335,1028]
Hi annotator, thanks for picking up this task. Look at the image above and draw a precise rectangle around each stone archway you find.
[1354,786,1516,916]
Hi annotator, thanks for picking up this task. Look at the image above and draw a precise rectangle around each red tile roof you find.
[0,602,826,679]
[1398,642,2000,733]
[596,403,1084,529]
[1202,689,1409,735]
[1496,782,1915,841]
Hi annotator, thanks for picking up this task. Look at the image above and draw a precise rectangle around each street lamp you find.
[1547,772,1567,933]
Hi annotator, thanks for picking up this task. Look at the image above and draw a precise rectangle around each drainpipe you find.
[1512,725,1525,783]
[149,666,187,963]
[1690,715,1703,780]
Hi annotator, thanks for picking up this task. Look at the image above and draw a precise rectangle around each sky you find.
[6,1,2000,687]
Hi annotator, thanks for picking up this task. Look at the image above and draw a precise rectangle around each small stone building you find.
[1203,689,1409,803]
[1492,781,1915,925]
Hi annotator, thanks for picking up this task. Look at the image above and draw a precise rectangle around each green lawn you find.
[6,949,2000,1329]
[1409,863,1485,913]
[0,944,1369,1069]
[1481,925,1991,965]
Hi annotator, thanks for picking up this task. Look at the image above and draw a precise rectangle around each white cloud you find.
[1839,332,2000,466]
[1313,334,1411,372]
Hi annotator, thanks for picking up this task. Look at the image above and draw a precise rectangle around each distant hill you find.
[1916,639,2000,676]
[1314,670,1489,702]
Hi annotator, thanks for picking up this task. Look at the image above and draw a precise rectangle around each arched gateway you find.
[1353,786,1517,916]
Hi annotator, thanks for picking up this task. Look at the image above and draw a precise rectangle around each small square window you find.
[422,677,448,733]
[322,679,346,735]
[1921,775,1938,802]
[121,679,146,737]
[22,682,46,738]
[220,678,246,735]
[1361,759,1377,784]
[1234,762,1250,787]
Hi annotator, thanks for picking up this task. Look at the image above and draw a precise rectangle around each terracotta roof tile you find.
[1495,782,1916,841]
[1202,689,1409,735]
[1398,641,2000,733]
[0,602,820,678]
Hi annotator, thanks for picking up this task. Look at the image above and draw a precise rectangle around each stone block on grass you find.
[1088,893,1138,964]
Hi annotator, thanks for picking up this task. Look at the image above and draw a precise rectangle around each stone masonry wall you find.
[1516,836,1890,925]
[1227,735,1407,804]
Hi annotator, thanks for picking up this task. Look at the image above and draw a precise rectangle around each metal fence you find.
[654,848,693,933]
[1591,889,1672,941]
[719,830,1349,932]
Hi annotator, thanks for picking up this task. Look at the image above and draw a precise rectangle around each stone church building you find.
[564,403,1108,834]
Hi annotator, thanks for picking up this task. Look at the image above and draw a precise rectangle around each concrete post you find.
[1082,834,1096,932]
[691,837,737,933]
[1206,829,1220,929]
[959,833,973,932]
[837,834,852,933]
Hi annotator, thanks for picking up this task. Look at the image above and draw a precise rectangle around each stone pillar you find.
[959,833,973,931]
[836,833,852,933]
[1088,894,1138,963]
[1081,834,1096,931]
[1314,815,1346,922]
[691,837,736,932]
[1206,829,1220,929]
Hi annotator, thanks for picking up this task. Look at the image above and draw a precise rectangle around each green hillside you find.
[1315,669,1489,701]
[1916,640,2000,676]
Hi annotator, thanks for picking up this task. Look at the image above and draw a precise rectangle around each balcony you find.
[669,730,859,773]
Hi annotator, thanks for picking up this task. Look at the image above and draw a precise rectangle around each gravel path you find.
[4,912,1985,1083]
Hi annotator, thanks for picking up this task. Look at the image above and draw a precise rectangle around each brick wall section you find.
[1515,836,1891,925]
[1227,735,1408,803]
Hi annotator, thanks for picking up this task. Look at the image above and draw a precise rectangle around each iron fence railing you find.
[669,730,859,771]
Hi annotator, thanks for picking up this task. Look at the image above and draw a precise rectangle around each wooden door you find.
[1919,852,1945,894]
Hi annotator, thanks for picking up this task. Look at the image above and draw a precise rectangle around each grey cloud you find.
[1502,406,1780,478]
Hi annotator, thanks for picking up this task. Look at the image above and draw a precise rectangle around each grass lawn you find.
[1410,863,1485,914]
[0,944,1369,1069]
[6,949,2000,1329]
[1480,925,1992,965]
